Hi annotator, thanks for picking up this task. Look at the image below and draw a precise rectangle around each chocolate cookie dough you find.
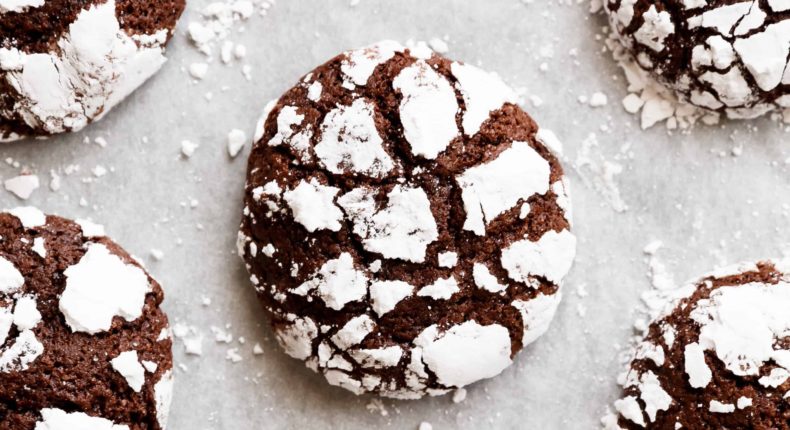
[0,0,185,140]
[237,41,577,398]
[0,207,173,429]
[606,261,790,429]
[604,0,790,119]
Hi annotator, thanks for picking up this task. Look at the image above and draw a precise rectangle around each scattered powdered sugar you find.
[4,174,39,199]
[227,128,247,158]
[59,243,151,334]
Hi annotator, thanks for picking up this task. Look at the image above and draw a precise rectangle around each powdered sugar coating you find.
[110,350,146,392]
[315,98,395,177]
[605,0,790,119]
[0,0,183,138]
[392,60,459,159]
[240,42,575,398]
[60,243,152,334]
[457,141,551,236]
[338,185,438,263]
[608,260,790,428]
[0,0,44,14]
[34,409,129,430]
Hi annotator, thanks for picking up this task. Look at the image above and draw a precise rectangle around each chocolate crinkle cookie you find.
[237,41,577,399]
[604,0,790,119]
[0,0,185,141]
[604,261,790,429]
[0,207,173,429]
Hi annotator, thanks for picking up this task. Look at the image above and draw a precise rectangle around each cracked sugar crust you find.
[0,209,173,430]
[0,0,185,140]
[604,0,790,119]
[238,41,576,398]
[608,261,790,429]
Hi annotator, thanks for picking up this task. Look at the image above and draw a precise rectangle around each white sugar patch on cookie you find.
[392,60,459,159]
[684,342,712,388]
[276,314,318,360]
[501,229,576,285]
[315,99,394,177]
[1,0,169,134]
[457,142,550,236]
[324,369,365,394]
[733,21,790,91]
[0,294,43,373]
[154,370,174,428]
[283,179,343,232]
[294,253,369,310]
[7,206,46,228]
[60,243,151,334]
[615,395,646,426]
[32,237,46,258]
[331,314,376,350]
[12,295,41,330]
[35,408,129,430]
[341,40,404,89]
[472,263,507,293]
[689,281,790,377]
[0,0,44,13]
[633,6,674,52]
[417,276,459,300]
[451,62,516,136]
[76,218,106,237]
[0,256,24,293]
[511,292,561,345]
[414,321,512,387]
[111,350,146,392]
[350,345,403,368]
[338,185,438,263]
[268,105,313,161]
[688,2,752,34]
[369,280,414,316]
[628,370,673,422]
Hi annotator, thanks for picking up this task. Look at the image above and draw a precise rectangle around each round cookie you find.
[0,0,185,140]
[606,261,790,429]
[0,207,173,429]
[604,0,790,119]
[237,41,576,398]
